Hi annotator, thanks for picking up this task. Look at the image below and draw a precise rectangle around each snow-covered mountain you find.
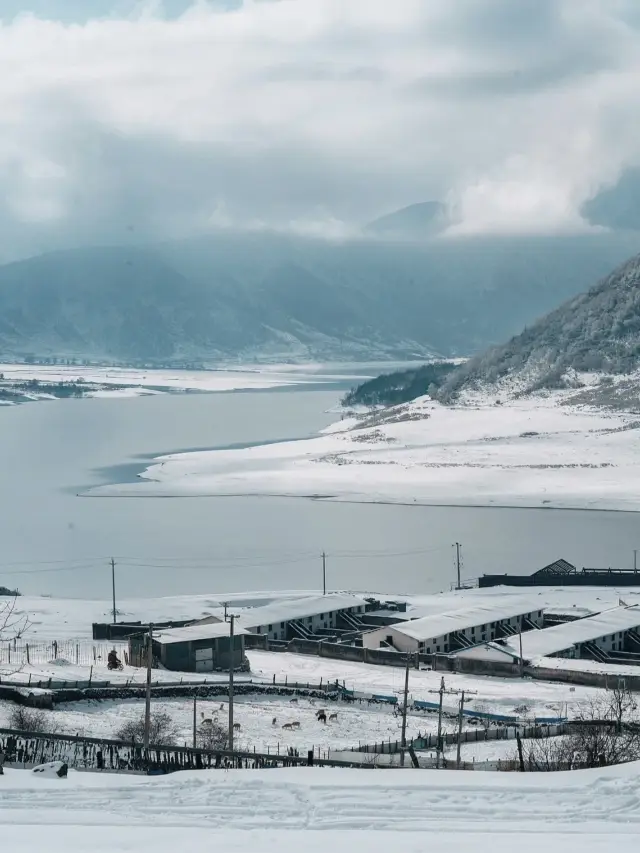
[0,230,639,365]
[438,251,640,405]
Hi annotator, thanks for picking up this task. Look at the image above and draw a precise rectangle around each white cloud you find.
[0,0,639,255]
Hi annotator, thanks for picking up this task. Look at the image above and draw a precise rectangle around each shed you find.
[152,622,249,672]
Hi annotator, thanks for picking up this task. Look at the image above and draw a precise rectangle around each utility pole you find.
[428,677,469,768]
[192,692,197,749]
[226,613,235,752]
[454,543,462,590]
[111,558,117,624]
[143,623,153,750]
[400,653,411,767]
[519,618,524,678]
[455,689,477,768]
[634,550,638,572]
[322,552,327,595]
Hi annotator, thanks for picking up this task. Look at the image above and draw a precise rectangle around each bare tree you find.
[115,711,180,747]
[197,721,228,751]
[516,687,640,771]
[0,596,30,676]
[8,706,53,733]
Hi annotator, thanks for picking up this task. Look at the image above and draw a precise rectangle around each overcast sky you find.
[1,0,640,260]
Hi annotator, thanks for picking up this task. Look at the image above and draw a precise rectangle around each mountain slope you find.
[438,252,640,401]
[0,231,639,365]
[364,202,447,239]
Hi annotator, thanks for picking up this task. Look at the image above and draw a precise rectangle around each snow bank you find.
[89,391,640,511]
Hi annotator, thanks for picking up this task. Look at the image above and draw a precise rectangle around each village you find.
[3,558,640,774]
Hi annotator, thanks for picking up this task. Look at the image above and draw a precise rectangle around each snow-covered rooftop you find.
[387,600,541,642]
[507,605,640,659]
[154,622,250,644]
[238,594,367,629]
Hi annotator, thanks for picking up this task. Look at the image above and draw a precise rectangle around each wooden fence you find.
[0,640,128,668]
[0,727,383,773]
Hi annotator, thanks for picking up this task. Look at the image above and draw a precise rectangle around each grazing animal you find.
[220,704,224,711]
[233,723,241,731]
[272,717,278,726]
[329,713,338,722]
[290,697,299,704]
[200,712,213,727]
[291,721,301,729]
[316,710,327,724]
[282,722,294,730]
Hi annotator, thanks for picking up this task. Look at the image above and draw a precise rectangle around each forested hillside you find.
[343,362,458,407]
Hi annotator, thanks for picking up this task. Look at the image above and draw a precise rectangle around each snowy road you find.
[2,764,640,852]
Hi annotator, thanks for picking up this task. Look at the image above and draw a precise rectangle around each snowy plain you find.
[2,764,640,852]
[0,362,359,398]
[89,388,640,511]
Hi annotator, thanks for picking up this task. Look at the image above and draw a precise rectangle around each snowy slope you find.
[90,391,640,511]
[2,764,640,852]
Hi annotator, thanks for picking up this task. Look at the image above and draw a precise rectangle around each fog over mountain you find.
[1,2,640,362]
[0,230,638,364]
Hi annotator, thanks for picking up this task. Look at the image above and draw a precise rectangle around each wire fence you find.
[0,640,129,668]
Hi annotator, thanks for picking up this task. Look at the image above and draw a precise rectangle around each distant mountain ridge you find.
[0,227,639,365]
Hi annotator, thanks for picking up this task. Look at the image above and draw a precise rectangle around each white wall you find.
[361,625,419,653]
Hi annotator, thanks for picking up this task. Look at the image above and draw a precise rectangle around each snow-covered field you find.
[87,390,640,511]
[0,362,357,399]
[0,694,434,752]
[1,763,639,851]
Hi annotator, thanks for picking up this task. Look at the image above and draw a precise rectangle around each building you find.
[480,558,640,588]
[505,605,640,661]
[361,602,545,654]
[238,594,368,641]
[149,622,249,672]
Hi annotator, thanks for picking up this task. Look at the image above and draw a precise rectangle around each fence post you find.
[26,644,30,664]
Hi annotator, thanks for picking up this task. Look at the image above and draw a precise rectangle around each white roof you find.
[154,622,249,645]
[507,606,640,659]
[239,594,366,629]
[385,601,540,643]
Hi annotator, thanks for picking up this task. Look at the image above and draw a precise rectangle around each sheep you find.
[272,717,278,726]
[233,722,241,731]
[329,713,338,722]
[282,722,294,730]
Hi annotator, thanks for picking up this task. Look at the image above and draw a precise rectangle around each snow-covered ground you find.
[87,390,640,511]
[0,694,434,753]
[1,764,640,851]
[0,362,359,399]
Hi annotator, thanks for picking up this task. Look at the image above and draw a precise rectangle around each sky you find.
[1,0,640,259]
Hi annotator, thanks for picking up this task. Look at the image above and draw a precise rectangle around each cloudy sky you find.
[1,0,639,260]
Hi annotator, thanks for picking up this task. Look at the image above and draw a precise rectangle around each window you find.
[281,622,285,629]
[426,647,431,654]
[386,635,393,645]
[319,613,324,619]
[268,624,272,631]
[436,645,441,652]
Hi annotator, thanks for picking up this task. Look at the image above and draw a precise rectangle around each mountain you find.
[437,252,640,402]
[364,202,447,239]
[0,230,639,365]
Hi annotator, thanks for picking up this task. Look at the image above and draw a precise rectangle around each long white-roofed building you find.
[505,605,640,661]
[361,601,544,654]
[237,593,368,641]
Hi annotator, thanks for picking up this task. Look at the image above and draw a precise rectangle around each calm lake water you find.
[1,379,640,599]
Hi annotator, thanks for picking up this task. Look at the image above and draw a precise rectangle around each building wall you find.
[159,635,245,672]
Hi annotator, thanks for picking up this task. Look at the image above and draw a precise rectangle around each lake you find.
[1,377,640,599]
